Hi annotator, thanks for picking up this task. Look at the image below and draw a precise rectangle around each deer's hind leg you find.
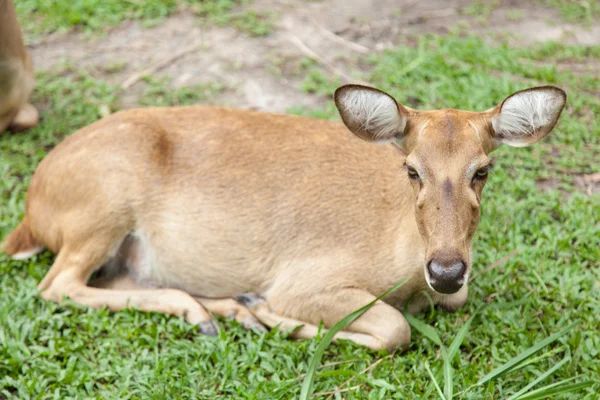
[195,297,267,332]
[41,236,219,335]
[9,102,38,132]
[90,271,265,333]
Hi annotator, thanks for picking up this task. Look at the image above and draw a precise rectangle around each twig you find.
[292,364,302,379]
[288,35,370,86]
[401,0,420,12]
[416,8,457,19]
[470,249,519,282]
[581,172,600,183]
[319,359,363,370]
[310,18,372,54]
[121,42,203,89]
[324,355,391,400]
[575,173,600,196]
[314,385,361,397]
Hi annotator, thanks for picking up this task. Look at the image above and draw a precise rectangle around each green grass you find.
[137,76,226,107]
[15,0,276,38]
[15,0,178,36]
[460,1,499,25]
[2,11,600,400]
[545,0,600,26]
[186,0,277,37]
[459,0,600,25]
[505,9,525,22]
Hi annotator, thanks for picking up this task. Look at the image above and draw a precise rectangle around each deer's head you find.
[335,85,566,294]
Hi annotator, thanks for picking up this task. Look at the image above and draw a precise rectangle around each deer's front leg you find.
[244,288,411,351]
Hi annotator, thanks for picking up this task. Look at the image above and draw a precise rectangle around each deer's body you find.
[16,106,444,346]
[33,107,425,295]
[0,0,38,133]
[3,84,566,350]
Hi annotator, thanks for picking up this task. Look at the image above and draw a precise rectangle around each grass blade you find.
[515,379,595,400]
[404,313,442,346]
[477,321,578,386]
[421,311,480,399]
[505,356,570,400]
[425,362,446,400]
[447,311,477,361]
[511,376,578,396]
[505,347,565,376]
[442,348,453,400]
[423,371,441,399]
[441,311,478,399]
[299,278,409,400]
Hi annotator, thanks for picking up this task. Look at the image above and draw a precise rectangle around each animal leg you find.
[237,290,411,351]
[42,249,218,335]
[9,102,39,132]
[195,297,267,332]
[90,273,265,332]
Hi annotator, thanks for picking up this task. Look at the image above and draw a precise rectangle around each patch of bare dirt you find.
[537,173,600,197]
[536,178,561,192]
[574,173,600,196]
[28,0,600,113]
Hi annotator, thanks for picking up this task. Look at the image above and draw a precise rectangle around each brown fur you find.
[3,84,565,350]
[0,0,38,133]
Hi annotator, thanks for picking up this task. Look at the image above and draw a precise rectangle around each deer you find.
[2,82,566,350]
[0,0,38,133]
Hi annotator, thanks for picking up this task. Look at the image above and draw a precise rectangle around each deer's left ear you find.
[490,86,566,147]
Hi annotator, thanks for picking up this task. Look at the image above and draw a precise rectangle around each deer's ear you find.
[490,86,566,147]
[334,85,409,144]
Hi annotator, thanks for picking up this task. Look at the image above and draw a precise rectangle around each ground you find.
[25,0,600,113]
[1,0,599,399]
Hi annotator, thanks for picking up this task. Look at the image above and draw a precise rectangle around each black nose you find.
[427,259,466,294]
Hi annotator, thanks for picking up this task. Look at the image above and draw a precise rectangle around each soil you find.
[27,0,600,113]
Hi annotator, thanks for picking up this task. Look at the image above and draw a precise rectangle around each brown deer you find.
[2,83,566,350]
[0,0,38,133]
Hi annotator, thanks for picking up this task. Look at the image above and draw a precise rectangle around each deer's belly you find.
[118,229,274,298]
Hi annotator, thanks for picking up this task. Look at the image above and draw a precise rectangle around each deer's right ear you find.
[334,85,409,144]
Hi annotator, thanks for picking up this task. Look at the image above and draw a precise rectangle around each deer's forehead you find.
[404,111,491,175]
[409,111,486,153]
[411,110,483,136]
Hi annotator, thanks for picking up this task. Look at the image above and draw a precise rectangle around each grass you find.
[186,0,277,37]
[460,1,499,25]
[458,0,600,26]
[137,76,226,107]
[545,0,600,26]
[299,279,410,399]
[13,0,598,40]
[15,0,276,38]
[15,0,178,36]
[2,3,600,400]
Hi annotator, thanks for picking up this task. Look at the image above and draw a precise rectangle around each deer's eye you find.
[407,166,420,180]
[474,166,491,181]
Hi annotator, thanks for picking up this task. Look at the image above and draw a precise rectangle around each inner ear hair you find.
[491,86,566,147]
[334,84,408,143]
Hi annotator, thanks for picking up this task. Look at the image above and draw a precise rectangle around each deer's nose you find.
[427,259,466,294]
